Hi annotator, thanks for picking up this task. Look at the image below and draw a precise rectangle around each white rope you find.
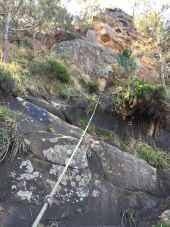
[31,95,100,227]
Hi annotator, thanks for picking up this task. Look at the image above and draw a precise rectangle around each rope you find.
[31,95,100,227]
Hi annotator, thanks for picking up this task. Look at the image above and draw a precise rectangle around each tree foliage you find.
[76,0,100,21]
[0,0,72,62]
[131,0,170,89]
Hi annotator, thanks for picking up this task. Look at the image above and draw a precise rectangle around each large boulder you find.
[52,8,157,79]
[51,39,117,78]
[0,97,170,226]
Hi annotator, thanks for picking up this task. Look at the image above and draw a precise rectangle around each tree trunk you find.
[1,10,11,63]
[159,51,167,89]
[32,31,36,52]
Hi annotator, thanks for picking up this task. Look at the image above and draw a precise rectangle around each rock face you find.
[92,8,157,71]
[0,97,170,226]
[93,8,135,52]
[52,8,156,78]
[51,39,117,78]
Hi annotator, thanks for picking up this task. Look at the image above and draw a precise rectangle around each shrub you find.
[0,62,26,96]
[80,78,98,93]
[114,76,165,114]
[29,58,71,83]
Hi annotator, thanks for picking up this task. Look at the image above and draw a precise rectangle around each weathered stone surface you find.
[51,39,117,78]
[0,96,170,226]
[27,96,66,121]
[27,131,89,169]
[92,142,162,196]
[93,8,135,52]
[52,8,157,80]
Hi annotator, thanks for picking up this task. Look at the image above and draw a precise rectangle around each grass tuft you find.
[0,106,27,163]
[121,208,140,226]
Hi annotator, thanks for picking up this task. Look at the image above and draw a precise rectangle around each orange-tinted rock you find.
[140,56,157,71]
[92,8,157,75]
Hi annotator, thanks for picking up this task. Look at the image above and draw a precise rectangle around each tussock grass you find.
[128,139,170,169]
[0,106,27,163]
[121,208,141,226]
[80,78,98,94]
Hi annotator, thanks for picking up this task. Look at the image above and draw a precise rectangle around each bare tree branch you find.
[9,19,43,31]
[10,0,23,23]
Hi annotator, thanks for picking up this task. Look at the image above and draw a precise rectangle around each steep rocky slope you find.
[0,7,170,227]
[52,8,157,79]
[52,7,170,152]
[0,96,170,227]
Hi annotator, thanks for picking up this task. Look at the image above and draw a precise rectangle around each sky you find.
[62,0,170,18]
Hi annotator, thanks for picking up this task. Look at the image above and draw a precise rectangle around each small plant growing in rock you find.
[152,220,169,227]
[121,208,141,226]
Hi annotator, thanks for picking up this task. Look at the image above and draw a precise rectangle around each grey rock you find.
[0,97,170,227]
[51,39,117,78]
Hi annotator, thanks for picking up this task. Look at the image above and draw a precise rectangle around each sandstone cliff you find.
[52,8,157,79]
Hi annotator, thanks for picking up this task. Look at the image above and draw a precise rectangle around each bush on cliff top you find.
[113,76,165,116]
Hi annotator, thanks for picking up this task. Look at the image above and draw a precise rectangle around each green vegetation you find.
[29,58,71,83]
[152,221,169,227]
[128,139,170,169]
[0,62,26,96]
[58,90,68,99]
[114,76,165,115]
[80,78,98,94]
[116,49,137,75]
[75,117,170,168]
[121,208,140,226]
[0,59,84,99]
[0,106,27,163]
[75,117,127,149]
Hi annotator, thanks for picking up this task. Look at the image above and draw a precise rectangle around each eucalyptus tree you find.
[76,0,100,21]
[0,0,42,62]
[129,0,170,89]
[0,0,72,63]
